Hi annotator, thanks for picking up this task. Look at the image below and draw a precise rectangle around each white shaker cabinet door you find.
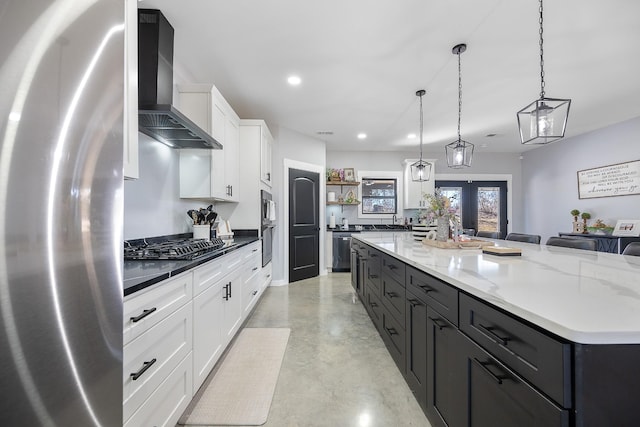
[192,280,224,393]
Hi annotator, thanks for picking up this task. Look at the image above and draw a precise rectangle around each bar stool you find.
[622,242,640,256]
[545,237,597,251]
[476,231,500,239]
[505,233,541,244]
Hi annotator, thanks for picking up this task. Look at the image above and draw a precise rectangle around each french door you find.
[435,180,508,238]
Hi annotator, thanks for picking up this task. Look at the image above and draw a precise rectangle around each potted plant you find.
[581,212,591,234]
[570,209,580,222]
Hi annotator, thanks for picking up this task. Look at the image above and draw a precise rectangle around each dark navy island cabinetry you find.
[351,236,640,427]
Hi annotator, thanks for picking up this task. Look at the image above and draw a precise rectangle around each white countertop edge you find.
[353,232,640,345]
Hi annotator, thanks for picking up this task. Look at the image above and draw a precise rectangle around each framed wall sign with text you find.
[577,160,640,199]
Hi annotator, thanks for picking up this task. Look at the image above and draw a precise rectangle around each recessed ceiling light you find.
[485,133,497,137]
[357,133,367,140]
[407,133,417,139]
[316,131,334,135]
[287,75,301,86]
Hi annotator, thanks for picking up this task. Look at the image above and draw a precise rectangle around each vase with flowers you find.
[423,189,457,242]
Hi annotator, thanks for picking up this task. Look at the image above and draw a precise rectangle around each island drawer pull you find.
[407,298,422,307]
[478,323,511,346]
[386,291,398,299]
[429,316,448,330]
[473,358,509,385]
[385,327,398,336]
[130,307,157,323]
[418,284,434,293]
[130,358,157,381]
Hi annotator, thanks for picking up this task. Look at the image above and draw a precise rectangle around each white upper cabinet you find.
[123,0,138,179]
[403,159,436,209]
[177,84,239,202]
[260,125,273,187]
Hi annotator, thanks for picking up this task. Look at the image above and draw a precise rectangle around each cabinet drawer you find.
[261,261,272,289]
[382,253,406,284]
[364,286,383,331]
[193,250,244,297]
[240,241,261,262]
[124,352,193,427]
[365,248,382,296]
[355,241,368,258]
[192,257,225,296]
[123,302,193,423]
[463,335,569,427]
[381,273,406,326]
[382,312,406,374]
[407,266,458,326]
[459,293,571,407]
[124,272,193,345]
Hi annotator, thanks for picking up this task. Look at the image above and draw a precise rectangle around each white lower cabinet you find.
[241,243,262,317]
[124,352,193,427]
[192,248,244,394]
[123,301,193,424]
[124,240,269,424]
[192,280,224,393]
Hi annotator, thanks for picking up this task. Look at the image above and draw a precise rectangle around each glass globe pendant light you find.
[445,43,474,168]
[410,89,432,181]
[517,0,571,144]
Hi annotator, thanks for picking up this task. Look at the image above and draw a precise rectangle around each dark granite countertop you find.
[326,224,412,232]
[123,235,259,297]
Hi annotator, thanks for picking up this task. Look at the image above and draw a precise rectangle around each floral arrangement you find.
[418,189,457,224]
[326,168,345,181]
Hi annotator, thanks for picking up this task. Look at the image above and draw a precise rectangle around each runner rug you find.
[180,328,291,426]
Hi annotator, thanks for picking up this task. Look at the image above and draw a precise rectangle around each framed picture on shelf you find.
[344,168,355,182]
[612,219,640,237]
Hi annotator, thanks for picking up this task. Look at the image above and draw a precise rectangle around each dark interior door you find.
[289,168,320,282]
[436,180,508,238]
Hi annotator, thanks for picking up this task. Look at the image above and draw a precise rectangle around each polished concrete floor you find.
[208,272,431,427]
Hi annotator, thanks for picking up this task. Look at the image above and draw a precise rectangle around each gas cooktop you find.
[124,237,228,260]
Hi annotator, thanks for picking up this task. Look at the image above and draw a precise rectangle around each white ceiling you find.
[139,0,640,154]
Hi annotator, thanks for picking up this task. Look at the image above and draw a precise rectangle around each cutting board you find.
[482,246,522,256]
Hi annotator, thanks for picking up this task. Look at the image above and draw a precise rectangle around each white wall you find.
[271,126,327,284]
[326,149,524,229]
[522,116,640,244]
[123,134,204,240]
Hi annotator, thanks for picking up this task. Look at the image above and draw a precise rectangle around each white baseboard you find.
[270,279,288,287]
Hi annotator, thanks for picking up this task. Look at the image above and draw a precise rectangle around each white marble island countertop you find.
[354,232,640,345]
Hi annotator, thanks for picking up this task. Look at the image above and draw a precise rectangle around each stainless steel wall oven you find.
[261,190,274,266]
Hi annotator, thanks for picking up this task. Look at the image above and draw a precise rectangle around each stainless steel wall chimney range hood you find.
[138,9,222,149]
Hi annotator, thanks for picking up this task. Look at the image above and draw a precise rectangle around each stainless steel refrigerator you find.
[0,1,124,425]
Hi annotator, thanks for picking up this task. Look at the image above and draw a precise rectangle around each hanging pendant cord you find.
[419,92,424,161]
[457,49,462,144]
[539,0,545,99]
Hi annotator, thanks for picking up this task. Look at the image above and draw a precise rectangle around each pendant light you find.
[410,89,432,181]
[517,0,571,144]
[445,43,474,168]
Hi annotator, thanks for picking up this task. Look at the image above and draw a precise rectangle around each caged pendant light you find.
[445,43,474,168]
[410,89,432,181]
[517,0,571,144]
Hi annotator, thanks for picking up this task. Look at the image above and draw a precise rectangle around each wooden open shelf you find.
[326,201,360,205]
[326,181,360,186]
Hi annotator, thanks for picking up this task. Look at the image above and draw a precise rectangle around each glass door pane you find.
[477,187,500,233]
[439,187,462,225]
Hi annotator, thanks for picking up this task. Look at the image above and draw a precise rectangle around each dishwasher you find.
[332,231,354,272]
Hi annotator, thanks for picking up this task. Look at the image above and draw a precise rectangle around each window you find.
[361,178,397,214]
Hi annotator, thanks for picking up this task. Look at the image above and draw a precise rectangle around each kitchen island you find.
[351,231,640,427]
